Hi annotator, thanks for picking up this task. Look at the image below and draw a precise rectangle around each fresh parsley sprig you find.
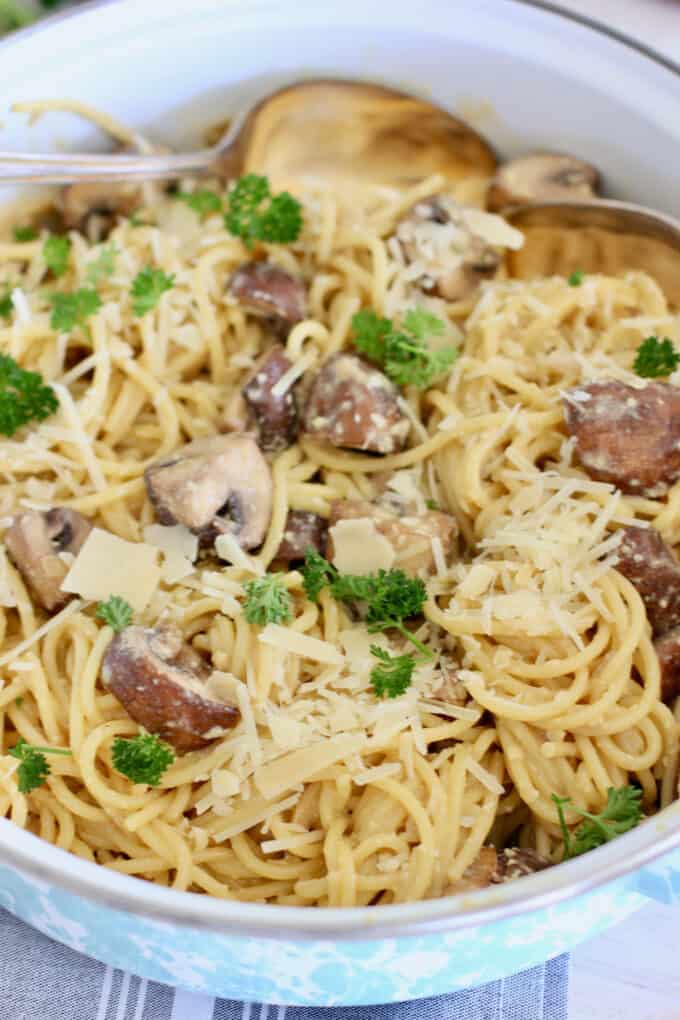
[633,335,680,378]
[0,288,13,322]
[243,573,293,626]
[112,732,175,786]
[552,786,643,860]
[352,307,457,388]
[131,266,175,316]
[567,269,584,287]
[369,646,416,698]
[0,353,58,436]
[176,189,222,217]
[43,235,71,278]
[50,288,102,332]
[225,173,302,248]
[9,738,71,794]
[96,595,134,632]
[301,549,431,657]
[13,226,37,242]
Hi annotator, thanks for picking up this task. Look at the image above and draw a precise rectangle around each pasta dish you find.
[0,98,678,907]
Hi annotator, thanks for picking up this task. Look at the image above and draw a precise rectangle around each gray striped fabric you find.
[0,908,569,1020]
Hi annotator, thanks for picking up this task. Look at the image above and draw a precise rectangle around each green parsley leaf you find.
[0,353,58,436]
[0,288,13,321]
[176,189,222,217]
[96,595,134,633]
[633,335,680,378]
[552,786,643,860]
[225,173,302,248]
[131,266,175,316]
[9,738,71,793]
[86,243,118,285]
[43,235,71,278]
[302,550,431,656]
[369,645,416,698]
[14,696,23,707]
[128,211,147,227]
[425,498,440,511]
[302,547,338,603]
[568,269,584,287]
[13,226,37,242]
[50,288,101,332]
[112,732,175,786]
[243,573,293,626]
[0,1,34,32]
[352,305,457,388]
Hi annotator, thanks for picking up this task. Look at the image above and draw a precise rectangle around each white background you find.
[563,9,680,1019]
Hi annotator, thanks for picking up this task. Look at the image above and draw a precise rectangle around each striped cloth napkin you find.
[0,907,568,1020]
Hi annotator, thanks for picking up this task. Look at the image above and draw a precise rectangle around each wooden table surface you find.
[554,3,680,1018]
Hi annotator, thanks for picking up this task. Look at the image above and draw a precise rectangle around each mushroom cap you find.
[395,195,506,301]
[102,625,240,753]
[276,510,328,563]
[488,152,600,211]
[230,262,307,334]
[5,508,93,611]
[242,345,301,452]
[144,433,273,550]
[303,353,410,454]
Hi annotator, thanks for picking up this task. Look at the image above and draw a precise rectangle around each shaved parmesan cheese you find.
[466,756,505,796]
[61,528,161,610]
[0,599,85,668]
[270,350,316,398]
[215,533,263,575]
[213,792,301,842]
[11,288,30,324]
[461,208,525,250]
[329,518,395,575]
[143,523,198,583]
[261,829,324,853]
[352,762,403,785]
[211,769,240,799]
[259,625,345,665]
[254,733,364,799]
[457,563,496,599]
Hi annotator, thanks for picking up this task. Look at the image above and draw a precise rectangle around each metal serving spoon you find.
[506,201,680,307]
[0,79,497,187]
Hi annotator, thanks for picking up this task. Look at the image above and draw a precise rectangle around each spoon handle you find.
[0,148,217,183]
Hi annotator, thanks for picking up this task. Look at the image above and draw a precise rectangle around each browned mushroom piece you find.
[491,848,550,883]
[303,353,410,455]
[276,510,328,563]
[614,525,680,636]
[563,381,680,497]
[446,846,499,894]
[652,628,680,703]
[144,433,272,550]
[327,499,457,577]
[61,180,140,237]
[102,625,240,753]
[229,261,307,336]
[395,195,503,301]
[5,508,93,611]
[487,152,600,211]
[430,661,468,705]
[242,345,300,452]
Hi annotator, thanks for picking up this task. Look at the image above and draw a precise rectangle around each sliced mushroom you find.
[614,525,680,636]
[446,845,548,895]
[430,662,468,705]
[229,261,307,336]
[303,353,410,455]
[5,508,92,611]
[242,345,300,452]
[487,152,600,211]
[144,433,272,550]
[652,628,680,703]
[102,625,240,753]
[491,848,550,883]
[394,195,524,301]
[563,381,680,497]
[61,180,140,237]
[276,510,327,563]
[327,499,457,577]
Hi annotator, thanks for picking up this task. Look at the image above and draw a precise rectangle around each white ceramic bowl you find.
[0,0,679,1005]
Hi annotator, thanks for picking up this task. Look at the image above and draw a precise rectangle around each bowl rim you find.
[0,0,679,941]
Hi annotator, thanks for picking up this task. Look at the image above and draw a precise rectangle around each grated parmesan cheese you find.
[215,533,263,576]
[254,733,365,800]
[143,523,198,584]
[329,517,395,575]
[259,625,345,665]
